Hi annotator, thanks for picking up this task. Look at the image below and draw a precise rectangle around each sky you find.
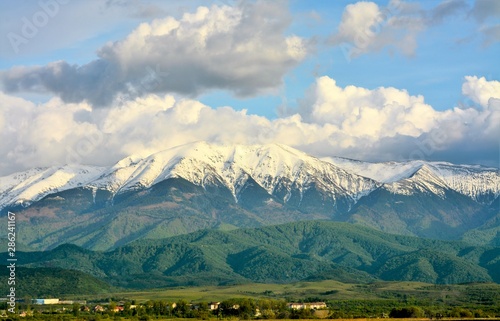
[0,0,499,176]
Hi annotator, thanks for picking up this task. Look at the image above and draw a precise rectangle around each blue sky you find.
[0,0,499,175]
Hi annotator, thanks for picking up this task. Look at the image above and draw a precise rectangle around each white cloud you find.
[1,75,499,176]
[1,1,308,106]
[296,76,439,139]
[330,0,469,58]
[332,1,384,55]
[462,75,500,108]
[0,0,204,59]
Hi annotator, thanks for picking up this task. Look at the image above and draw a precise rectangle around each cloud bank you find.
[1,75,498,175]
[1,1,307,106]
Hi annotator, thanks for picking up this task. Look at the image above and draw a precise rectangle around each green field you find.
[68,280,500,305]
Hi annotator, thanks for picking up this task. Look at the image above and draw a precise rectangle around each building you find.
[209,302,220,310]
[34,299,60,305]
[287,302,327,310]
[94,305,104,312]
[288,303,304,309]
[59,300,74,304]
[308,302,327,309]
[110,306,124,312]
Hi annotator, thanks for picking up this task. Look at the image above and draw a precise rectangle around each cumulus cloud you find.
[0,1,308,106]
[290,75,499,164]
[330,0,469,58]
[1,75,498,175]
[462,75,500,108]
[294,76,439,138]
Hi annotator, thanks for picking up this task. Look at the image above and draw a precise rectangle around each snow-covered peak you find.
[88,142,377,203]
[384,164,449,197]
[428,162,500,204]
[0,142,378,210]
[0,165,104,208]
[322,156,426,183]
[1,142,498,210]
[322,157,500,204]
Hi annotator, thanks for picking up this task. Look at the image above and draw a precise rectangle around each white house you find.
[287,302,327,310]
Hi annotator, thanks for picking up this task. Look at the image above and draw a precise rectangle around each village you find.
[0,297,330,319]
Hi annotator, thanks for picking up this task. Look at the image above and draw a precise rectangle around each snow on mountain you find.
[0,165,105,208]
[0,142,378,210]
[322,157,425,183]
[1,142,498,210]
[384,165,449,197]
[323,156,500,204]
[428,163,500,204]
[89,142,378,203]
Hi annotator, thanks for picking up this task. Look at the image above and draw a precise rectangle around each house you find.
[110,306,124,312]
[287,302,327,310]
[94,305,104,312]
[209,302,220,310]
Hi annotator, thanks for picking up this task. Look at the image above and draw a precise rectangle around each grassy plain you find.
[67,280,500,304]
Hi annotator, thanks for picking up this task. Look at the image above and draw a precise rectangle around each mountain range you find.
[0,142,498,251]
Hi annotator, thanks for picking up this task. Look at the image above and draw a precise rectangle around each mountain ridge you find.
[323,156,499,205]
[1,142,380,210]
[0,142,498,250]
[9,221,499,288]
[1,142,498,209]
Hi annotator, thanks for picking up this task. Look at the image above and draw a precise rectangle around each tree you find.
[24,296,32,314]
[173,300,190,317]
[108,301,117,315]
[72,302,81,317]
[124,301,132,316]
[390,306,424,318]
[194,302,210,319]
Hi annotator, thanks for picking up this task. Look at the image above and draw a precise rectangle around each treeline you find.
[329,299,500,319]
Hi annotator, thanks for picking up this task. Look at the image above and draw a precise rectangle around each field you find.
[66,280,500,305]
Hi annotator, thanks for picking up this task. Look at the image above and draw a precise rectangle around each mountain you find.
[323,157,499,205]
[0,265,114,297]
[324,157,499,244]
[10,221,499,288]
[0,142,498,250]
[343,165,496,240]
[0,142,377,209]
